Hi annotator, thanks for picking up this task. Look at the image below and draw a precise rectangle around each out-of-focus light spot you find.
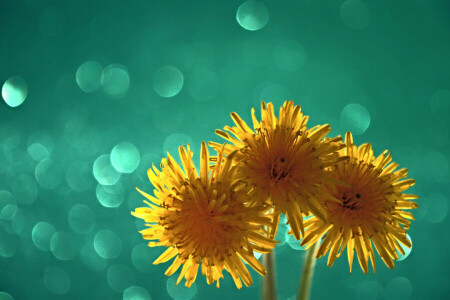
[123,286,152,300]
[101,64,130,97]
[76,61,103,93]
[132,244,159,274]
[236,1,269,31]
[420,151,449,183]
[93,154,121,186]
[50,232,79,261]
[12,174,38,205]
[68,204,96,234]
[11,209,25,236]
[44,266,70,295]
[96,182,125,208]
[2,76,27,108]
[79,241,108,272]
[187,69,220,102]
[0,292,14,300]
[384,277,412,300]
[340,103,370,135]
[0,190,17,221]
[396,234,412,261]
[166,276,197,300]
[65,160,95,192]
[111,142,140,174]
[425,193,448,223]
[340,0,370,29]
[27,143,50,161]
[0,232,17,258]
[153,66,184,98]
[259,83,291,107]
[39,7,65,37]
[94,229,123,259]
[35,159,63,190]
[274,40,306,72]
[32,221,56,251]
[107,264,136,292]
[242,37,273,67]
[285,232,306,251]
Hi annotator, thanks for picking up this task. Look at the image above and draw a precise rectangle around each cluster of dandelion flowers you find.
[210,101,347,240]
[301,132,418,273]
[131,142,278,289]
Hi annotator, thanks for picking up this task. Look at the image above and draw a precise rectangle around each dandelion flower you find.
[131,142,278,289]
[210,101,346,240]
[301,132,418,273]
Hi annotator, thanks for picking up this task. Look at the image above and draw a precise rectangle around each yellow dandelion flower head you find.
[210,101,345,240]
[131,141,278,289]
[301,132,418,274]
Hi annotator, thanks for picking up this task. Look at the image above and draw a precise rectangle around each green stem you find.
[262,252,277,300]
[298,242,319,300]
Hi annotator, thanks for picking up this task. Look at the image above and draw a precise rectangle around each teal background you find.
[1,0,449,299]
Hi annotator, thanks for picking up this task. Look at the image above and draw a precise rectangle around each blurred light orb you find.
[384,277,412,300]
[340,103,370,135]
[425,193,448,223]
[94,229,123,259]
[153,66,184,98]
[12,174,38,205]
[96,182,125,208]
[187,69,220,102]
[166,276,197,300]
[2,76,27,107]
[44,266,70,295]
[396,234,412,261]
[132,244,157,274]
[236,1,269,31]
[39,7,65,37]
[50,232,79,261]
[35,158,63,190]
[66,160,94,192]
[79,241,108,272]
[32,221,56,251]
[107,264,136,292]
[111,142,141,173]
[76,61,103,93]
[340,0,370,29]
[274,40,306,72]
[27,143,50,161]
[101,64,130,97]
[123,286,152,300]
[0,232,17,258]
[259,83,291,107]
[0,292,14,300]
[0,190,17,221]
[68,204,96,234]
[163,133,193,158]
[93,154,121,186]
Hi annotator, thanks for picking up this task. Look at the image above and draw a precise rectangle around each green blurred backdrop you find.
[0,0,449,299]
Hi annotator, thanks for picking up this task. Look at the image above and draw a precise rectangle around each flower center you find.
[270,157,290,181]
[341,191,362,211]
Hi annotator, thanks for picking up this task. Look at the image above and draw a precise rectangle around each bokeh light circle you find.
[0,190,17,221]
[340,103,370,135]
[79,241,108,272]
[110,142,141,173]
[44,266,70,295]
[68,204,96,234]
[96,182,125,208]
[384,277,412,299]
[27,143,50,161]
[425,193,448,223]
[94,229,123,259]
[131,244,157,274]
[166,276,197,300]
[32,222,56,251]
[153,66,184,98]
[123,286,152,300]
[50,232,79,261]
[396,234,412,261]
[93,154,121,186]
[236,1,269,31]
[101,64,130,97]
[65,160,94,192]
[2,76,27,108]
[35,159,63,190]
[76,61,103,93]
[107,264,136,292]
[274,40,306,72]
[0,292,14,300]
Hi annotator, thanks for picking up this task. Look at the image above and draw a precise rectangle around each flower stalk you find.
[298,241,319,300]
